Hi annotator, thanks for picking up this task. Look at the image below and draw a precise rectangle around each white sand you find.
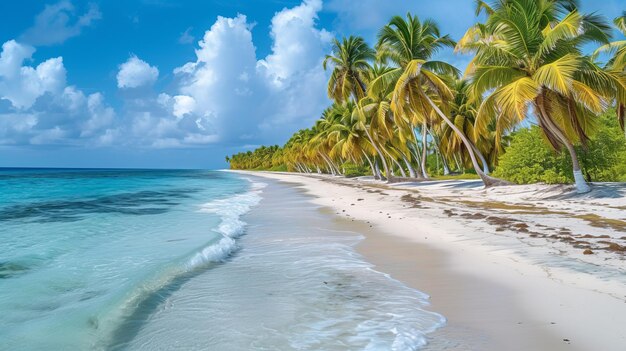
[234,171,626,351]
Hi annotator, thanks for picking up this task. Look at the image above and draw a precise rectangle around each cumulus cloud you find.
[258,0,331,88]
[0,40,66,109]
[117,55,159,89]
[2,0,332,151]
[172,0,331,145]
[20,1,102,46]
[0,39,115,146]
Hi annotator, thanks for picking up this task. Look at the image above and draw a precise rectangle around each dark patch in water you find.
[105,248,242,350]
[0,189,198,223]
[0,261,30,279]
[105,264,218,350]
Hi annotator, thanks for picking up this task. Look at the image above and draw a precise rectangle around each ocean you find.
[0,169,443,350]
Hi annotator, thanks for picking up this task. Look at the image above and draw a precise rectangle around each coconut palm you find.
[323,36,375,104]
[373,13,506,186]
[458,0,614,193]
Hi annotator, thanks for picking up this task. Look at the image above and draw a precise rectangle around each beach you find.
[237,171,626,351]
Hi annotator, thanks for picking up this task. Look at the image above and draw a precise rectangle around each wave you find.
[96,179,266,350]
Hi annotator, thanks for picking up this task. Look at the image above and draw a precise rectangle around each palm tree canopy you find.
[458,0,617,148]
[323,36,375,103]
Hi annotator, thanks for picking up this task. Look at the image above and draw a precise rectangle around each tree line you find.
[228,0,626,193]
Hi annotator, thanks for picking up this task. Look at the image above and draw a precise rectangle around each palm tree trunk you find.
[427,127,451,175]
[535,95,590,193]
[453,153,463,173]
[422,92,508,187]
[319,153,335,175]
[410,128,426,178]
[469,141,490,174]
[402,155,417,178]
[407,143,425,179]
[420,122,430,179]
[397,147,418,178]
[364,128,391,181]
[362,151,378,179]
[381,146,407,178]
[373,159,384,180]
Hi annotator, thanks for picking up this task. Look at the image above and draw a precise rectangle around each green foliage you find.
[228,145,285,170]
[494,113,626,184]
[494,127,572,184]
[578,113,626,182]
[341,162,370,177]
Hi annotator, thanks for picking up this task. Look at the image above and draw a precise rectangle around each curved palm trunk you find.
[403,156,417,178]
[410,128,426,178]
[407,143,425,179]
[363,128,391,181]
[319,153,336,175]
[397,148,418,178]
[535,94,591,193]
[322,152,342,176]
[373,159,384,180]
[427,127,451,175]
[423,93,509,187]
[420,122,430,179]
[383,147,407,178]
[469,141,490,174]
[362,151,379,179]
[380,144,407,178]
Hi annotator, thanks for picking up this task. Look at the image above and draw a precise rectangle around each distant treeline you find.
[227,1,626,191]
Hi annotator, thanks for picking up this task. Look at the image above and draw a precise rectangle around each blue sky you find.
[0,0,623,169]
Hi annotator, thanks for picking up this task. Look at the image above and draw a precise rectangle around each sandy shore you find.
[234,171,626,351]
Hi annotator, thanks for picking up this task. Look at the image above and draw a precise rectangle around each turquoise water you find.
[0,169,250,350]
[0,169,444,350]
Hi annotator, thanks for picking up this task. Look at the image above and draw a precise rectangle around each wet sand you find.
[239,171,626,351]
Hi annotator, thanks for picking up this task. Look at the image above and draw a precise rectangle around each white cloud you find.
[117,55,159,89]
[0,40,66,109]
[0,39,116,146]
[81,93,116,137]
[20,1,102,46]
[258,0,330,88]
[172,95,196,118]
[172,1,331,145]
[1,0,333,150]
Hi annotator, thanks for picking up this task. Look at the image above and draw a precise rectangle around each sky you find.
[0,0,624,169]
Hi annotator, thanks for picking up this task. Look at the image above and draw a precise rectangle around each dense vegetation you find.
[228,0,626,193]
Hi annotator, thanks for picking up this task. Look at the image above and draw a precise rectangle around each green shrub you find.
[341,162,370,177]
[578,113,626,182]
[494,112,626,184]
[493,127,571,184]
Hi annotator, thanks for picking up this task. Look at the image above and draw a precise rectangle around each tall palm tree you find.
[323,36,375,103]
[458,0,613,193]
[373,13,506,186]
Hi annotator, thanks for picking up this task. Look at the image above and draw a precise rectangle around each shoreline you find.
[236,171,626,351]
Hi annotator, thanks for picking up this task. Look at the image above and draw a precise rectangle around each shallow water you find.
[0,169,443,350]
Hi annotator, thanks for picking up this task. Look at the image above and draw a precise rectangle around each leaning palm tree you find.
[373,13,506,187]
[458,0,613,193]
[323,36,375,103]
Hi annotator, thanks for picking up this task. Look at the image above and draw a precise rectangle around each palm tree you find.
[593,12,626,135]
[458,0,613,193]
[323,36,375,104]
[373,13,506,186]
